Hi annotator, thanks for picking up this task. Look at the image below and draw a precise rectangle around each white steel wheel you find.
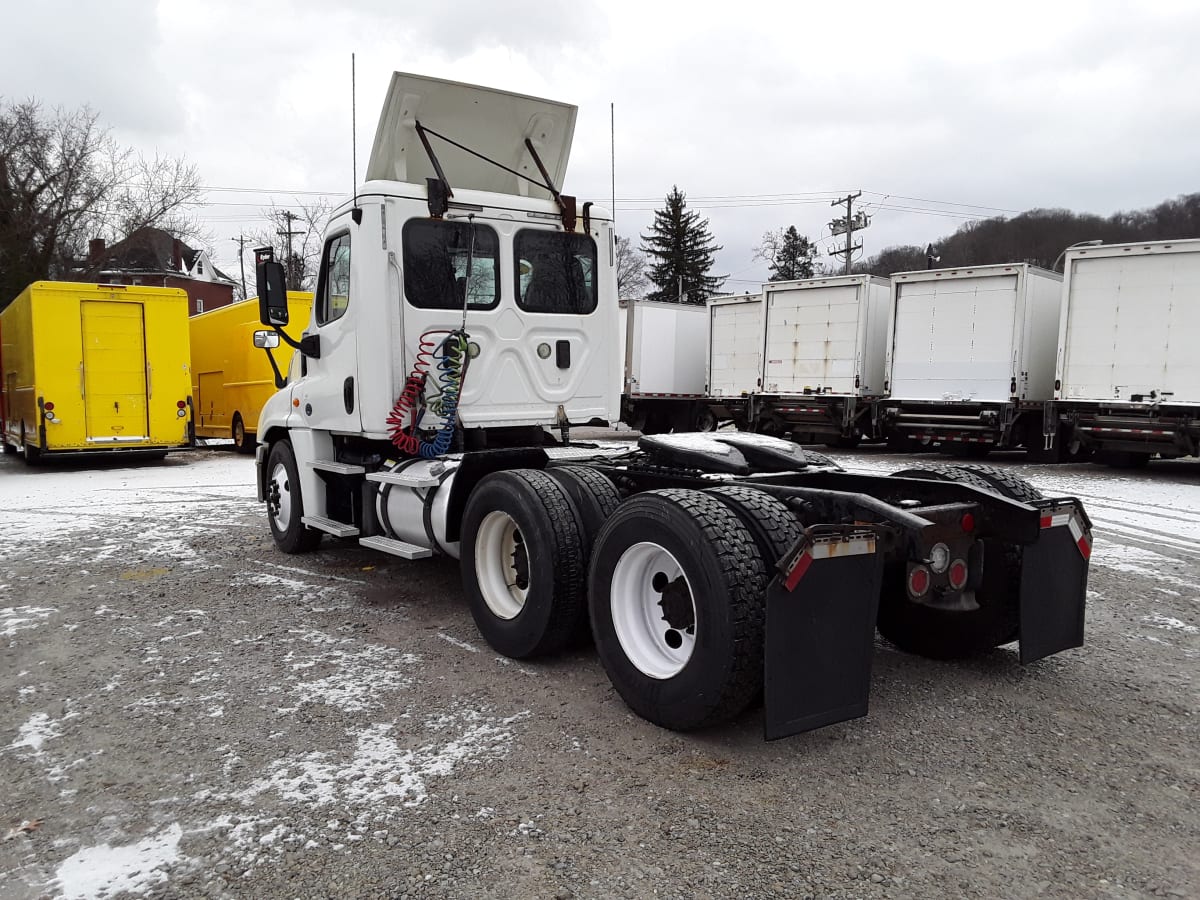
[268,459,294,533]
[610,542,697,679]
[473,510,529,620]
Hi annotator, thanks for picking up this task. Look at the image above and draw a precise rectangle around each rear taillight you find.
[960,512,975,533]
[907,565,931,598]
[44,401,55,412]
[176,400,187,409]
[948,559,969,590]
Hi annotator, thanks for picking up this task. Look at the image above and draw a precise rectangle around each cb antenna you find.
[351,52,362,224]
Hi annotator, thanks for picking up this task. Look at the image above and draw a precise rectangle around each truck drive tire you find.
[265,440,322,554]
[942,464,1044,504]
[878,466,1020,659]
[232,414,254,454]
[705,485,801,571]
[587,489,767,731]
[461,469,587,659]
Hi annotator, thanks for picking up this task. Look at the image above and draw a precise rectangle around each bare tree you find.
[615,234,649,298]
[0,100,120,302]
[246,199,332,291]
[0,98,207,305]
[102,153,208,246]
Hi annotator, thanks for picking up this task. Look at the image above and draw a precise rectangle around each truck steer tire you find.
[461,469,587,659]
[232,414,254,454]
[879,467,1020,659]
[943,464,1044,503]
[265,441,321,554]
[1,438,16,455]
[588,489,767,730]
[705,486,801,571]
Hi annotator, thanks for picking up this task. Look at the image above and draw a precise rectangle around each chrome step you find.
[358,535,433,559]
[301,515,359,537]
[366,470,441,488]
[308,460,366,475]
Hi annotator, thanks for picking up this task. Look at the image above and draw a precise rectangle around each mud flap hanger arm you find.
[413,120,577,230]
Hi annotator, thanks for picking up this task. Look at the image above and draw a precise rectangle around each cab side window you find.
[316,232,351,325]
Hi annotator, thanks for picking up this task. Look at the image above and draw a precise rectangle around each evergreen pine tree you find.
[639,186,724,303]
[756,225,819,281]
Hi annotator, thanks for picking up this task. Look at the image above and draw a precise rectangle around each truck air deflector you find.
[764,526,884,740]
[367,73,577,200]
[1018,500,1091,664]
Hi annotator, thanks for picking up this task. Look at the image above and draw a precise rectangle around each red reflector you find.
[908,565,931,597]
[44,401,55,411]
[948,559,968,590]
[177,400,187,409]
[960,512,975,533]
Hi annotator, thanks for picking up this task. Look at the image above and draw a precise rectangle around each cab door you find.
[296,224,361,433]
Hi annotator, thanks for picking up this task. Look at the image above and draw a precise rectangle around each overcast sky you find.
[3,0,1197,290]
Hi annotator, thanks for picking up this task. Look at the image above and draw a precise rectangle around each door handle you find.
[555,340,570,369]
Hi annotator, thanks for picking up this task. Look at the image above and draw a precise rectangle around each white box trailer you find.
[881,263,1063,455]
[1054,239,1200,465]
[618,300,713,431]
[755,274,890,445]
[704,292,763,429]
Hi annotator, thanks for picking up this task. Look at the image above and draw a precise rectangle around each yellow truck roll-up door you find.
[81,300,149,442]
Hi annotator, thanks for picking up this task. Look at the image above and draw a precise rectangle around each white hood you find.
[366,73,577,200]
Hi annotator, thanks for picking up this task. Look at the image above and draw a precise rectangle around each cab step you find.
[308,460,366,475]
[302,515,359,537]
[358,535,433,559]
[366,470,440,488]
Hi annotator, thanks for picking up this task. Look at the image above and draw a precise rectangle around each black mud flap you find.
[764,526,884,740]
[1018,501,1092,664]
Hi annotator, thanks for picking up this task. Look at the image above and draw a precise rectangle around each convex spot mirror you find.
[253,330,280,349]
[256,259,289,327]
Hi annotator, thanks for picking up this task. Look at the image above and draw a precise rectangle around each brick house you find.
[81,227,239,315]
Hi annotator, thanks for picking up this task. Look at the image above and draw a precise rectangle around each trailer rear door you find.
[1061,251,1200,402]
[81,300,149,441]
[764,283,861,394]
[890,274,1019,401]
[708,298,762,396]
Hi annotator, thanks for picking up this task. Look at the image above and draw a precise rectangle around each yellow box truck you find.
[188,292,312,452]
[0,281,193,462]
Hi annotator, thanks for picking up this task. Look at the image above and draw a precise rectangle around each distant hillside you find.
[855,192,1200,275]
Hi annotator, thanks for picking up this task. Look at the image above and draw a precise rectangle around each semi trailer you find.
[1,281,193,461]
[751,274,890,446]
[618,299,715,433]
[251,73,1093,738]
[1051,238,1200,466]
[880,264,1063,457]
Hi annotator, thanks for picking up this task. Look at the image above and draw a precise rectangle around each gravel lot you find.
[1,441,1197,899]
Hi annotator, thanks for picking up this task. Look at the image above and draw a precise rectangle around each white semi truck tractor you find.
[252,73,1095,739]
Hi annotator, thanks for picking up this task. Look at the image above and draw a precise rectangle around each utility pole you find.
[827,191,868,275]
[231,235,248,299]
[276,211,305,289]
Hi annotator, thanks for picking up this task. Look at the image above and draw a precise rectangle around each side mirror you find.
[255,248,289,327]
[253,330,280,349]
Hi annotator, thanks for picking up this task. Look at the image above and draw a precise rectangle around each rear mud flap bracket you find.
[1018,503,1091,664]
[764,526,884,740]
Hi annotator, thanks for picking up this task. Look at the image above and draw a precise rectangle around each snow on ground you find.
[52,824,183,900]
